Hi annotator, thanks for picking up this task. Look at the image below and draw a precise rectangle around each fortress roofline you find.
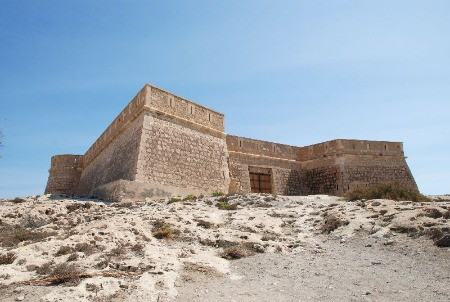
[144,83,224,117]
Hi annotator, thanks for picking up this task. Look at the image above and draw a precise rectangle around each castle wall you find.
[134,86,229,194]
[226,136,305,195]
[44,84,420,199]
[45,155,83,195]
[76,114,144,195]
[299,140,418,195]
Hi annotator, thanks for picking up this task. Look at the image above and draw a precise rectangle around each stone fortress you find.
[45,84,418,199]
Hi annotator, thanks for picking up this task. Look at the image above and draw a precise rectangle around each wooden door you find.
[250,172,272,193]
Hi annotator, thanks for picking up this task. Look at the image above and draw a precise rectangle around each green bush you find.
[345,183,430,202]
[211,191,224,197]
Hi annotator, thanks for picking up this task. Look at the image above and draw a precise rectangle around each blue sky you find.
[0,0,449,197]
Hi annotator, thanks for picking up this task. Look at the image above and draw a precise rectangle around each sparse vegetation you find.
[152,222,179,239]
[168,196,182,204]
[109,244,127,258]
[216,198,238,210]
[47,263,83,285]
[182,194,197,201]
[320,214,349,234]
[131,243,145,255]
[55,245,74,257]
[74,242,97,256]
[67,253,79,262]
[345,184,430,202]
[195,219,214,229]
[0,224,55,247]
[220,242,264,260]
[0,252,16,265]
[211,191,224,197]
[35,261,54,275]
[7,197,27,204]
[423,208,443,219]
[20,215,49,229]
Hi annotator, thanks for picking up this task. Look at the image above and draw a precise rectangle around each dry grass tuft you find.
[182,194,197,201]
[0,252,16,265]
[47,263,83,285]
[55,245,74,257]
[423,208,443,219]
[109,244,127,258]
[0,224,55,247]
[152,222,180,240]
[216,198,238,211]
[345,183,430,202]
[7,198,27,204]
[195,219,214,229]
[74,242,97,256]
[220,242,264,260]
[320,214,349,234]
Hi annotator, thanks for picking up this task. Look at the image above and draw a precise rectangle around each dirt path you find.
[176,236,450,302]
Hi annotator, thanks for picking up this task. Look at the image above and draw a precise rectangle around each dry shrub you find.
[67,253,78,262]
[182,194,197,201]
[0,225,55,247]
[423,208,443,219]
[113,202,134,208]
[220,242,264,260]
[320,214,349,234]
[66,203,91,213]
[35,262,54,275]
[152,224,179,239]
[195,219,214,229]
[55,246,74,257]
[131,243,144,255]
[109,244,127,258]
[168,197,182,204]
[8,198,27,204]
[74,242,97,256]
[345,184,430,202]
[20,215,48,229]
[47,263,82,285]
[261,233,278,242]
[216,198,238,211]
[443,210,450,220]
[0,252,16,265]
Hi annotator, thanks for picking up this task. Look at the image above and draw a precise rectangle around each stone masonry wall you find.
[135,113,229,194]
[341,154,418,192]
[76,114,144,195]
[45,84,419,198]
[45,155,83,195]
[227,136,304,195]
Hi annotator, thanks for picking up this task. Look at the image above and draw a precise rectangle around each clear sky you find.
[0,1,449,198]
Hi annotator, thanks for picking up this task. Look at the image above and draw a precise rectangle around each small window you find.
[190,105,193,114]
[384,144,387,150]
[169,98,174,108]
[208,113,211,121]
[239,140,242,148]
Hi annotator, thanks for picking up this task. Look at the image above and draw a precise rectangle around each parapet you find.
[227,135,299,161]
[82,84,225,168]
[298,139,404,161]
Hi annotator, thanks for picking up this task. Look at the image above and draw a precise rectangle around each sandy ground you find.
[177,236,450,301]
[0,194,449,301]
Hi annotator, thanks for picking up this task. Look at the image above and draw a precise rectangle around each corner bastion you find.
[45,84,418,198]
